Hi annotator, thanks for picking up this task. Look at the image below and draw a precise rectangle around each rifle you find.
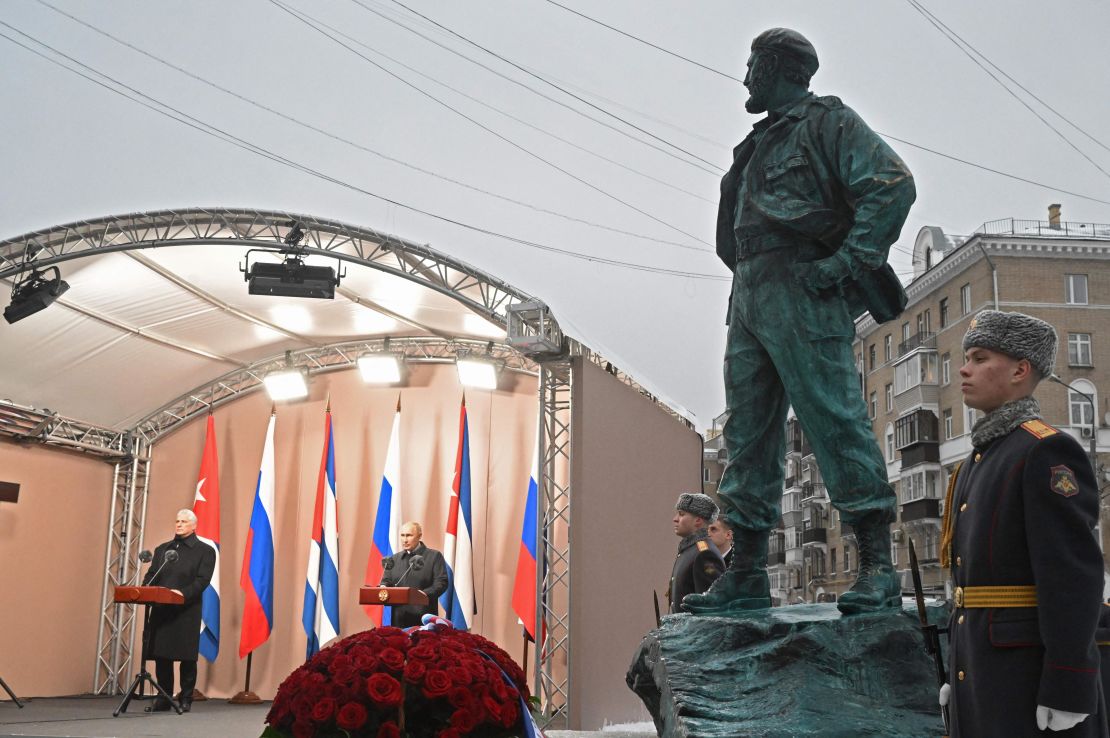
[909,538,949,736]
[653,590,662,628]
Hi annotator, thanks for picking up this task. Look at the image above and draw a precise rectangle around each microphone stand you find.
[114,550,182,717]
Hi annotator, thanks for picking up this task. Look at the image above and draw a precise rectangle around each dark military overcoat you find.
[380,542,448,627]
[946,419,1107,737]
[669,530,724,614]
[142,533,216,661]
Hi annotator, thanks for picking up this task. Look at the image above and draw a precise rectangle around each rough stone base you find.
[626,602,948,738]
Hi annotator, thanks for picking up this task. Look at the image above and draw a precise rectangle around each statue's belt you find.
[953,585,1037,608]
[735,231,824,260]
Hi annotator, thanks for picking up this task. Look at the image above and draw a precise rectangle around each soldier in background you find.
[668,493,725,614]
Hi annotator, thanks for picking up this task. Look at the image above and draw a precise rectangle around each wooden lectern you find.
[112,585,184,716]
[359,586,429,606]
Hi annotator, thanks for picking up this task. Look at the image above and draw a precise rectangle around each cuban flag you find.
[239,413,275,658]
[511,445,541,642]
[192,414,221,662]
[302,408,340,658]
[364,404,401,625]
[441,398,476,630]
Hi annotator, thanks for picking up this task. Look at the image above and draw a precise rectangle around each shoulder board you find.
[696,540,709,552]
[1021,419,1058,439]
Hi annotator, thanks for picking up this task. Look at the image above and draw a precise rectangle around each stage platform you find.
[0,697,653,738]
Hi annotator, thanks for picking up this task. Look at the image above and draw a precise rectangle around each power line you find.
[540,0,742,83]
[269,0,712,248]
[906,0,1110,157]
[905,0,1110,184]
[341,0,723,178]
[33,0,712,254]
[384,0,726,173]
[0,24,729,282]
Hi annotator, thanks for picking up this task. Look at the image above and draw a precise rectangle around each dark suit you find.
[380,542,448,627]
[668,530,725,614]
[946,419,1106,737]
[142,533,215,701]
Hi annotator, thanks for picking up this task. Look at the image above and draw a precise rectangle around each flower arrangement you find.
[261,620,536,738]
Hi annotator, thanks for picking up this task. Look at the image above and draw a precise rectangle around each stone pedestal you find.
[626,602,948,738]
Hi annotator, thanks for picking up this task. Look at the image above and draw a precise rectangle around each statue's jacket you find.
[945,419,1108,737]
[716,93,915,323]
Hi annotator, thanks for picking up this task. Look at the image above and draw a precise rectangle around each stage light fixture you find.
[456,353,499,390]
[4,266,70,325]
[358,354,403,384]
[263,352,309,401]
[240,225,343,300]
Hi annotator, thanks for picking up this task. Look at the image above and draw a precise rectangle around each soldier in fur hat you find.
[940,310,1106,736]
[668,493,726,614]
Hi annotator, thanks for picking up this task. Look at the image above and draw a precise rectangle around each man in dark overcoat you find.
[940,311,1107,736]
[668,493,725,614]
[142,508,216,712]
[380,521,448,628]
[683,28,915,618]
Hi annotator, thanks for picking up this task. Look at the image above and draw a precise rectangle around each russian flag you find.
[193,414,221,662]
[441,398,475,630]
[302,408,340,658]
[511,446,540,641]
[238,413,276,659]
[364,404,401,626]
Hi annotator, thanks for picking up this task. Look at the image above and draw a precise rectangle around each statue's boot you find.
[681,528,772,614]
[837,512,901,615]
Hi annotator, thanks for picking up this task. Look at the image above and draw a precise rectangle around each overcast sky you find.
[3,0,1109,428]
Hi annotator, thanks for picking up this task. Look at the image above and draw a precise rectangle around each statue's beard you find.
[744,66,773,113]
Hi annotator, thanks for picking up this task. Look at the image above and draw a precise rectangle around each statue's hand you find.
[792,253,851,294]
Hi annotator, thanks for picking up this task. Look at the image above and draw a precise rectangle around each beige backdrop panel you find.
[140,364,538,700]
[0,441,114,699]
[568,358,702,730]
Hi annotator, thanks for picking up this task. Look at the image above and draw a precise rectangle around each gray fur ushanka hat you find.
[962,310,1057,378]
[676,492,719,522]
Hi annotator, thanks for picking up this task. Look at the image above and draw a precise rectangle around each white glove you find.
[938,683,950,706]
[1036,705,1089,731]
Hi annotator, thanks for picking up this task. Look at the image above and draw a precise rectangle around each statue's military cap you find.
[676,492,719,522]
[963,310,1058,378]
[751,28,819,77]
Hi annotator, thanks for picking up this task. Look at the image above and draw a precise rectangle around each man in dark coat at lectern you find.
[380,521,448,627]
[142,509,216,712]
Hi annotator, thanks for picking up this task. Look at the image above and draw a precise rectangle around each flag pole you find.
[228,652,261,704]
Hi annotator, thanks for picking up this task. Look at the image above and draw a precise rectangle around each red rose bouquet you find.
[261,623,537,738]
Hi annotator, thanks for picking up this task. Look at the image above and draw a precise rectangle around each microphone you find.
[147,549,178,586]
[126,550,154,586]
[395,554,425,586]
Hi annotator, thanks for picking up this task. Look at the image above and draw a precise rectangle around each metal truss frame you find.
[92,436,151,695]
[533,361,573,729]
[0,401,129,460]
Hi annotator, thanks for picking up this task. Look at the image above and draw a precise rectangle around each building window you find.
[830,547,836,574]
[891,542,898,567]
[885,424,895,462]
[869,391,877,419]
[901,322,911,342]
[894,352,939,394]
[1065,274,1088,305]
[884,335,892,362]
[901,470,941,503]
[943,408,954,440]
[869,344,877,371]
[939,298,949,328]
[895,409,939,449]
[1068,379,1097,429]
[941,353,951,385]
[885,383,894,412]
[960,283,971,315]
[844,546,851,572]
[1068,333,1092,366]
[703,466,711,483]
[964,403,977,435]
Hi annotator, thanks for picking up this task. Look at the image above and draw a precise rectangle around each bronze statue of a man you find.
[683,28,915,616]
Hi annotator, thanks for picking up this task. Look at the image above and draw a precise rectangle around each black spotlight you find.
[245,255,339,299]
[4,266,70,324]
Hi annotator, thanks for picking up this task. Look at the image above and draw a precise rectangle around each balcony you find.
[782,510,804,529]
[801,482,828,504]
[898,332,936,358]
[900,443,939,468]
[768,550,786,566]
[901,497,941,523]
[802,527,828,545]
